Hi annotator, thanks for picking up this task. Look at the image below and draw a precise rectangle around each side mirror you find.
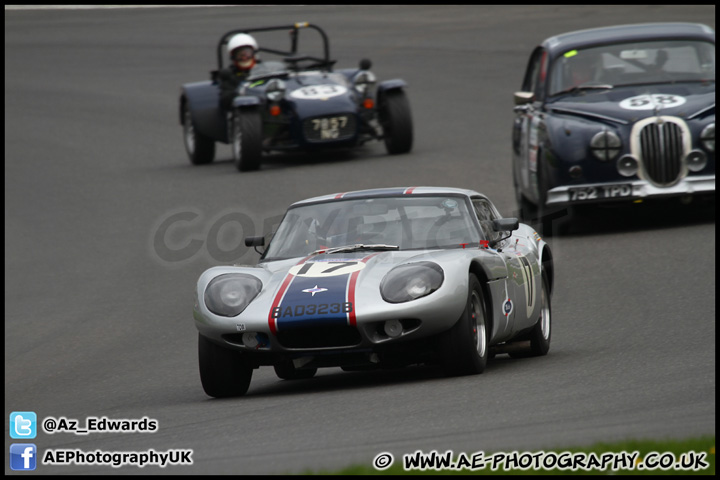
[245,236,265,247]
[359,58,372,70]
[489,218,519,249]
[513,91,534,106]
[492,218,519,232]
[244,236,265,255]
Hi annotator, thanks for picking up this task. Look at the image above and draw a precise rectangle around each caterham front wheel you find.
[232,109,263,172]
[182,103,215,165]
[379,90,413,155]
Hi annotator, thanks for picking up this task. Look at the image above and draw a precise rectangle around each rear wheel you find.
[438,274,489,376]
[198,334,253,398]
[273,360,318,380]
[232,109,263,171]
[182,102,215,165]
[509,272,551,358]
[529,272,551,356]
[379,90,413,154]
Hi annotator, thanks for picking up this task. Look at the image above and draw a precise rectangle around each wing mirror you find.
[513,91,534,106]
[492,218,519,232]
[489,218,519,248]
[245,236,265,255]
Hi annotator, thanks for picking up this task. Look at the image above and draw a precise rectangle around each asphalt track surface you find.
[5,5,715,475]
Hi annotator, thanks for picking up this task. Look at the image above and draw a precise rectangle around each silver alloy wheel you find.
[183,107,195,154]
[471,291,486,357]
[540,281,551,340]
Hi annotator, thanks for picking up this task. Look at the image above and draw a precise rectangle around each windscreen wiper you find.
[554,84,613,96]
[312,244,399,255]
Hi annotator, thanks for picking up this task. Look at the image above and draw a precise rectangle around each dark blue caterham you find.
[179,23,413,171]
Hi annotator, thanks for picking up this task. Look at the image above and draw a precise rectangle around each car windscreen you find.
[548,39,715,96]
[263,195,482,260]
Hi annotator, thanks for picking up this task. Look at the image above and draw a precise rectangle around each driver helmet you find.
[227,33,258,71]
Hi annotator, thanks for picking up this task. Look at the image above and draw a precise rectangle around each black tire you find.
[198,334,253,398]
[438,274,489,376]
[273,360,318,380]
[536,157,573,237]
[509,272,551,358]
[232,109,263,172]
[529,272,551,356]
[518,195,538,224]
[182,102,215,165]
[379,90,413,155]
[513,161,537,222]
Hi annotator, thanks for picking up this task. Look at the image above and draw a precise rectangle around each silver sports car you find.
[193,187,554,397]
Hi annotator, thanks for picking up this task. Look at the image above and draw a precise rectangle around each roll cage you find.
[216,22,336,73]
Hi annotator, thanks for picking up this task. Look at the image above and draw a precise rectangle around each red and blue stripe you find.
[267,252,380,334]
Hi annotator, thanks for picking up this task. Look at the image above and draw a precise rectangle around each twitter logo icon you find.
[10,412,37,439]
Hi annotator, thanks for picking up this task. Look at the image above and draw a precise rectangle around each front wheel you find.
[379,90,413,154]
[182,102,215,165]
[513,160,537,222]
[198,334,253,398]
[438,274,489,376]
[232,109,263,172]
[536,158,573,236]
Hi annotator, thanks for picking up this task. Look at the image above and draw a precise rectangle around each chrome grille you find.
[639,119,684,186]
[303,114,356,143]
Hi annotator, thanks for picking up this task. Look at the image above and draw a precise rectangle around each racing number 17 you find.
[296,262,356,275]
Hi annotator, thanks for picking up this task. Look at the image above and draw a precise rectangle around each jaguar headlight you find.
[380,262,444,303]
[701,123,714,152]
[590,130,622,161]
[265,79,286,102]
[204,274,262,317]
[353,70,376,95]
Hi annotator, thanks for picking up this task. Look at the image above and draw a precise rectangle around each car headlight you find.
[380,262,444,303]
[204,274,262,317]
[265,79,286,102]
[701,123,714,152]
[353,70,376,95]
[590,130,622,161]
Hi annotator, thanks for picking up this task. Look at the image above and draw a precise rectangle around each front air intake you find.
[633,117,689,187]
[276,325,362,349]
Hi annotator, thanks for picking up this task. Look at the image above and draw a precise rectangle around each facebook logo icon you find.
[10,411,37,439]
[10,444,37,471]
